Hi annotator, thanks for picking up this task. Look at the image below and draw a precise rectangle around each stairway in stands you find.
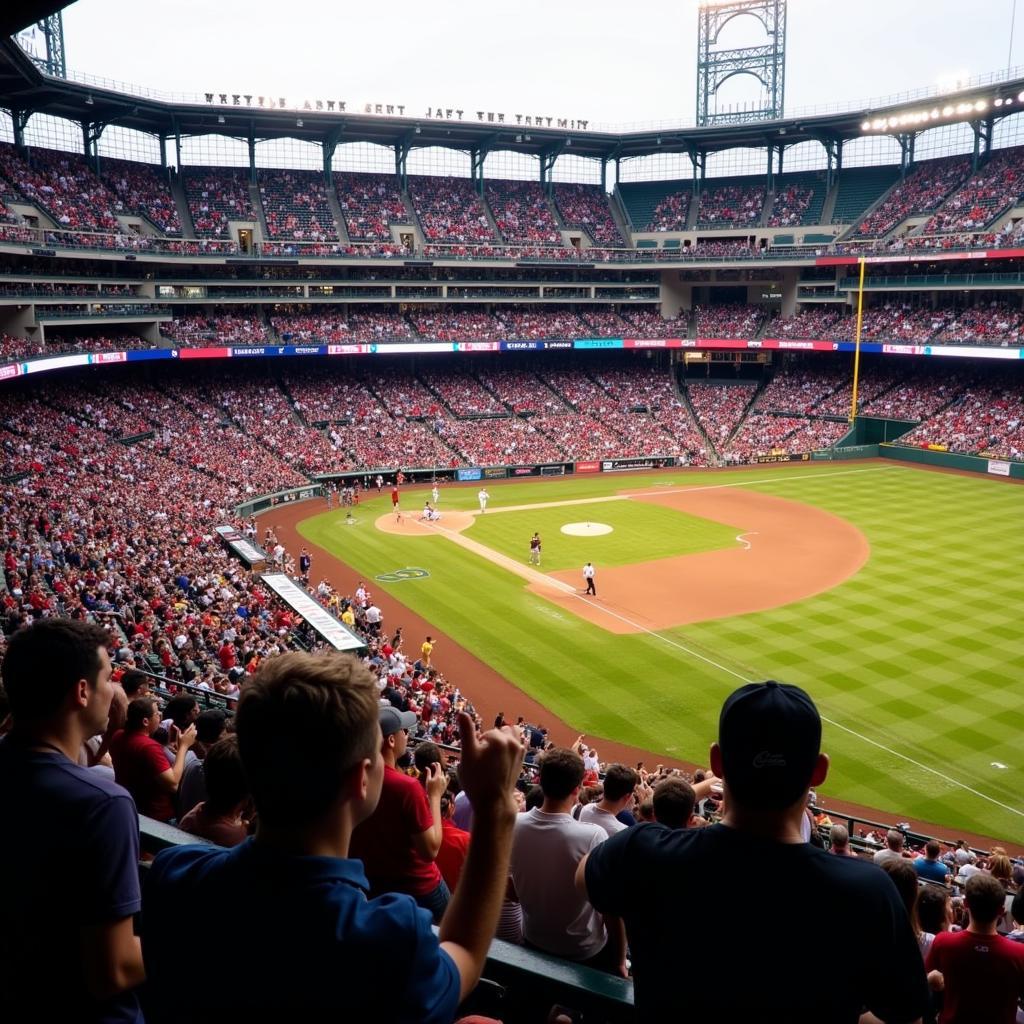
[325,184,351,244]
[170,172,196,237]
[248,182,271,241]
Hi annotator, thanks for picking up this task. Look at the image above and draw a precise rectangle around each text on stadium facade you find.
[202,92,588,129]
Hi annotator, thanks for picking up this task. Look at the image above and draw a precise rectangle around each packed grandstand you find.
[1,11,1024,1022]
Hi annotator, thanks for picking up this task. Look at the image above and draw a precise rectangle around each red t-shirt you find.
[349,765,441,897]
[926,928,1024,1024]
[110,729,174,821]
[436,818,471,894]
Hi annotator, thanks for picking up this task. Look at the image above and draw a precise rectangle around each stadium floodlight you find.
[861,120,870,130]
[974,100,987,112]
[942,105,954,116]
[84,95,93,105]
[995,97,1004,106]
[217,115,225,124]
[931,108,940,118]
[296,119,303,128]
[1018,90,1024,101]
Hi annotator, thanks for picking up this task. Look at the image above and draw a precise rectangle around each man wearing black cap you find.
[349,705,451,921]
[579,680,929,1023]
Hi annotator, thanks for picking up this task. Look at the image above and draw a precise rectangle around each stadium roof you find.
[2,34,1024,166]
[0,2,68,38]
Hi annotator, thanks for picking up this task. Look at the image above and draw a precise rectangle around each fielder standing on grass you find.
[583,562,596,596]
[478,488,489,513]
[432,483,440,506]
[529,533,542,566]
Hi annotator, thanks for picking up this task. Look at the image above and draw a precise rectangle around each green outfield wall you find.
[879,444,1024,479]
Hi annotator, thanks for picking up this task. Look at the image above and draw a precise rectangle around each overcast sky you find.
[41,0,1023,128]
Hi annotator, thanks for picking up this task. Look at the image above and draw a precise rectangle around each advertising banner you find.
[482,466,508,479]
[456,467,483,481]
[750,452,811,464]
[600,456,675,472]
[259,573,365,651]
[178,347,231,360]
[987,459,1012,477]
[575,460,601,473]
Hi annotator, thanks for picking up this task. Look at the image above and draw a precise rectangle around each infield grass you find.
[465,501,738,569]
[298,462,1024,842]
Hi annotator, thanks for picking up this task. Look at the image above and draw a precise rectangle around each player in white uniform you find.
[478,488,489,513]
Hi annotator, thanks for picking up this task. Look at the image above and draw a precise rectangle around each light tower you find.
[696,0,787,126]
[15,13,67,79]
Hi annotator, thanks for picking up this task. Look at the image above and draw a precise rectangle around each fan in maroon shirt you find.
[110,696,197,821]
[926,873,1024,1024]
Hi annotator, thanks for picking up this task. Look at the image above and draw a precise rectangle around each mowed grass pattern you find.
[466,501,738,570]
[299,464,1024,841]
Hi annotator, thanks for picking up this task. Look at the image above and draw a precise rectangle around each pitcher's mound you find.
[561,522,613,536]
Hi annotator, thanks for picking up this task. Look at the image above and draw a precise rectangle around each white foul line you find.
[421,462,1022,821]
[569,593,1024,821]
[473,465,900,518]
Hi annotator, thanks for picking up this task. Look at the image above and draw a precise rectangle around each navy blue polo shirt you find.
[0,735,143,1023]
[142,838,460,1022]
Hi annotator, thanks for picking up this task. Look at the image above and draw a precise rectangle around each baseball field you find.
[292,461,1024,843]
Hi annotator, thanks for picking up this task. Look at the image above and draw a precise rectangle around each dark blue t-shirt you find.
[586,822,928,1024]
[0,735,143,1023]
[142,838,460,1023]
[912,856,950,884]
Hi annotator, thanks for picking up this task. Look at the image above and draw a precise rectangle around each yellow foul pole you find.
[849,256,867,423]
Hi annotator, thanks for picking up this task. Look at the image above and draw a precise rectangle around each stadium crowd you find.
[855,157,972,238]
[183,168,257,238]
[409,176,495,244]
[552,183,624,246]
[643,191,691,232]
[919,145,1024,235]
[335,172,411,240]
[767,182,817,227]
[696,181,765,226]
[485,179,562,245]
[258,170,338,242]
[0,349,1023,1024]
[101,157,183,236]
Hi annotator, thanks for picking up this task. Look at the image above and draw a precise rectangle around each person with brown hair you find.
[651,777,696,830]
[0,618,145,1022]
[926,872,1024,1022]
[177,735,249,848]
[141,651,525,1021]
[509,747,625,974]
[110,696,196,822]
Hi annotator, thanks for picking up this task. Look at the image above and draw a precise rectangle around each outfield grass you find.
[465,500,738,569]
[299,463,1024,841]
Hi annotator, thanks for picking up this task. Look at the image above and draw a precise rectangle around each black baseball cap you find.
[718,680,822,809]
